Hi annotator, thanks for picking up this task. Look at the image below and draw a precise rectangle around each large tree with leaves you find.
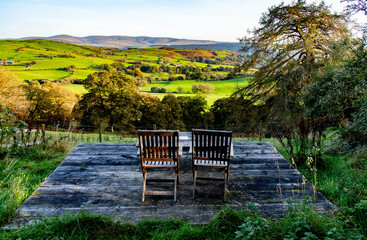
[74,70,141,130]
[236,0,349,121]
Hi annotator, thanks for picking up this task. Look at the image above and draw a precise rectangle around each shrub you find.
[0,106,27,158]
[151,86,161,93]
[271,117,326,166]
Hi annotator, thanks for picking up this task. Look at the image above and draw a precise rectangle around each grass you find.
[1,205,363,239]
[299,153,367,235]
[32,57,113,69]
[0,144,70,226]
[141,77,251,96]
[14,69,72,80]
[64,83,88,94]
[3,65,26,71]
[68,69,96,79]
[44,130,137,143]
[139,77,252,106]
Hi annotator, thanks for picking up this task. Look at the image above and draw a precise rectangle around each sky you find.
[0,0,365,42]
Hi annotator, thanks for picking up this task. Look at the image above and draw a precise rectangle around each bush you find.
[151,86,161,93]
[271,117,326,166]
[0,106,27,158]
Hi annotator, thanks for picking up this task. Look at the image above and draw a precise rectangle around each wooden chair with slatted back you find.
[138,130,180,202]
[192,129,232,201]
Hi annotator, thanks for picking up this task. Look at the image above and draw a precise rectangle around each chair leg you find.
[177,168,180,185]
[174,170,178,202]
[224,169,228,201]
[142,169,147,203]
[193,167,197,200]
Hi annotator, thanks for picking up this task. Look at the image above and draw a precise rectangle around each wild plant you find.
[270,116,325,166]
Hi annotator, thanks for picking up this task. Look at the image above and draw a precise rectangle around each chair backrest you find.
[138,130,180,165]
[192,129,232,162]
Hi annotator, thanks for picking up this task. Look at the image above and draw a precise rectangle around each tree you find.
[304,36,367,148]
[177,96,207,128]
[161,94,185,129]
[341,0,367,35]
[342,0,367,15]
[132,68,144,78]
[136,94,166,129]
[210,97,258,132]
[236,0,348,121]
[24,81,77,125]
[74,70,140,130]
[0,67,29,117]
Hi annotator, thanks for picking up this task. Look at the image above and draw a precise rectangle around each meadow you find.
[0,39,241,84]
[139,77,251,106]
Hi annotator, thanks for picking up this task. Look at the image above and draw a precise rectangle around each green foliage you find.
[0,105,27,155]
[210,96,258,131]
[237,0,348,121]
[0,143,69,227]
[136,94,166,129]
[297,151,367,235]
[271,117,325,166]
[304,67,362,122]
[24,81,77,125]
[304,37,367,149]
[177,95,207,128]
[161,94,185,129]
[75,70,141,129]
[2,205,364,239]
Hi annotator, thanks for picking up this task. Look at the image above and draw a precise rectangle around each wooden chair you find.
[138,130,180,202]
[192,129,232,201]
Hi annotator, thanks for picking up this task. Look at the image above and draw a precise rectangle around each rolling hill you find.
[18,35,225,49]
[0,39,244,82]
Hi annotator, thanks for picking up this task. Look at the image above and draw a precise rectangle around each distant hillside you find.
[0,39,244,84]
[156,42,244,52]
[18,35,226,49]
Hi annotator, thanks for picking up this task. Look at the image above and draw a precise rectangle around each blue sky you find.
[0,0,364,42]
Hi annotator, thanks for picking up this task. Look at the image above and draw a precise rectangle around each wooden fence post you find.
[41,124,46,143]
[259,121,263,141]
[99,123,103,143]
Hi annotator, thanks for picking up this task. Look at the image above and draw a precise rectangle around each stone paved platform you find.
[11,142,335,225]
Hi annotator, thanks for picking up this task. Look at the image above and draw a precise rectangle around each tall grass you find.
[1,205,363,239]
[0,143,71,227]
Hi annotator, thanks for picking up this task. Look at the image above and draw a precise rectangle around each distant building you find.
[0,60,14,65]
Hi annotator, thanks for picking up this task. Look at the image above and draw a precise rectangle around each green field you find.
[140,77,252,106]
[67,69,96,79]
[64,84,88,94]
[32,57,113,69]
[15,70,72,80]
[141,77,251,95]
[1,39,242,82]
